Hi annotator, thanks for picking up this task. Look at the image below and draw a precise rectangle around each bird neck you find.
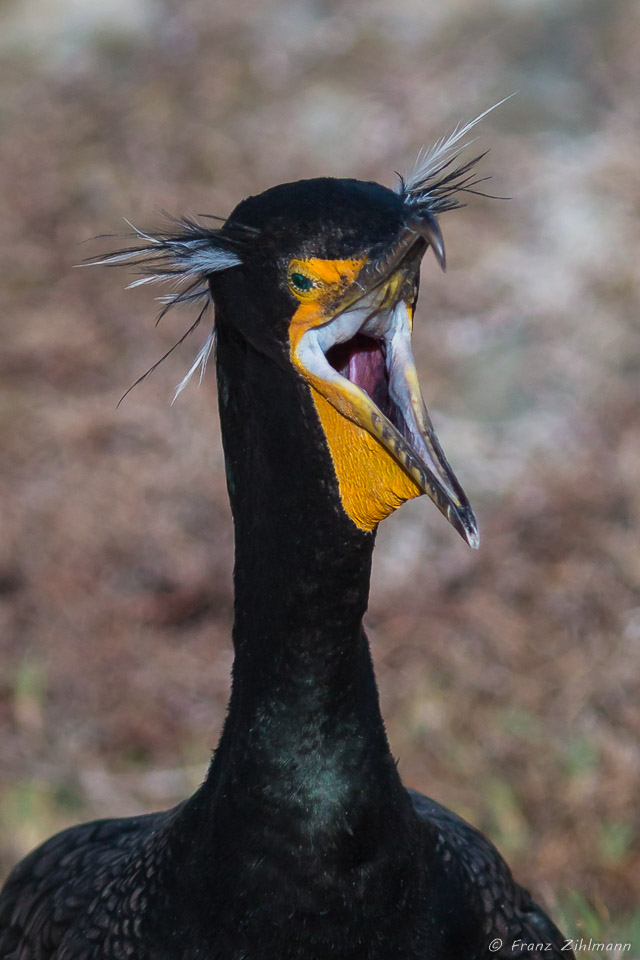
[196,320,415,857]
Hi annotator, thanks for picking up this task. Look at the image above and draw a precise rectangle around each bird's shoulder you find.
[0,807,179,960]
[409,789,573,960]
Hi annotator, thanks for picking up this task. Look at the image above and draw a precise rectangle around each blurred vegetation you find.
[1,0,639,952]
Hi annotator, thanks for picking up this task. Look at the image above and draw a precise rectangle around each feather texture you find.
[397,96,513,213]
[82,216,244,400]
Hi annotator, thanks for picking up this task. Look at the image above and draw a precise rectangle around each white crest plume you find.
[397,96,514,211]
[82,215,246,404]
[172,329,216,404]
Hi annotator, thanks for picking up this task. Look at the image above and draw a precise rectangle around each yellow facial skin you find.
[288,257,422,531]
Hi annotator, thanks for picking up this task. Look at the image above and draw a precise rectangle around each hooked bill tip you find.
[424,219,446,272]
[411,215,446,272]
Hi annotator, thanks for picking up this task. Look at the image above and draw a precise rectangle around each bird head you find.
[99,128,492,549]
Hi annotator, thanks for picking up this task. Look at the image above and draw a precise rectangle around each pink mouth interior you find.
[326,334,396,422]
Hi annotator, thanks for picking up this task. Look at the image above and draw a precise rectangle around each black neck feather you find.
[211,317,408,804]
[172,313,426,952]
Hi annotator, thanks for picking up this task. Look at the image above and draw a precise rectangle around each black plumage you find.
[0,147,573,959]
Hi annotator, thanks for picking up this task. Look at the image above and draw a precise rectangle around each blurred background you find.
[1,0,639,949]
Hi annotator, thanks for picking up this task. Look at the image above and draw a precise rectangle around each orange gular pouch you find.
[288,252,478,548]
[286,256,420,531]
[318,335,422,530]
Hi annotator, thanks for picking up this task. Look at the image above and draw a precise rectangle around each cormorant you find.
[0,129,573,959]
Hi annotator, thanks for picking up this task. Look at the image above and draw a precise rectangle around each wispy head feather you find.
[82,215,246,402]
[397,96,513,213]
[86,214,243,319]
[171,328,216,404]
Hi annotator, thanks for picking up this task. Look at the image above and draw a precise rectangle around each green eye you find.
[289,272,315,293]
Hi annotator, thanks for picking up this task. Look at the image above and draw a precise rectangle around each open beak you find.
[292,217,479,549]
